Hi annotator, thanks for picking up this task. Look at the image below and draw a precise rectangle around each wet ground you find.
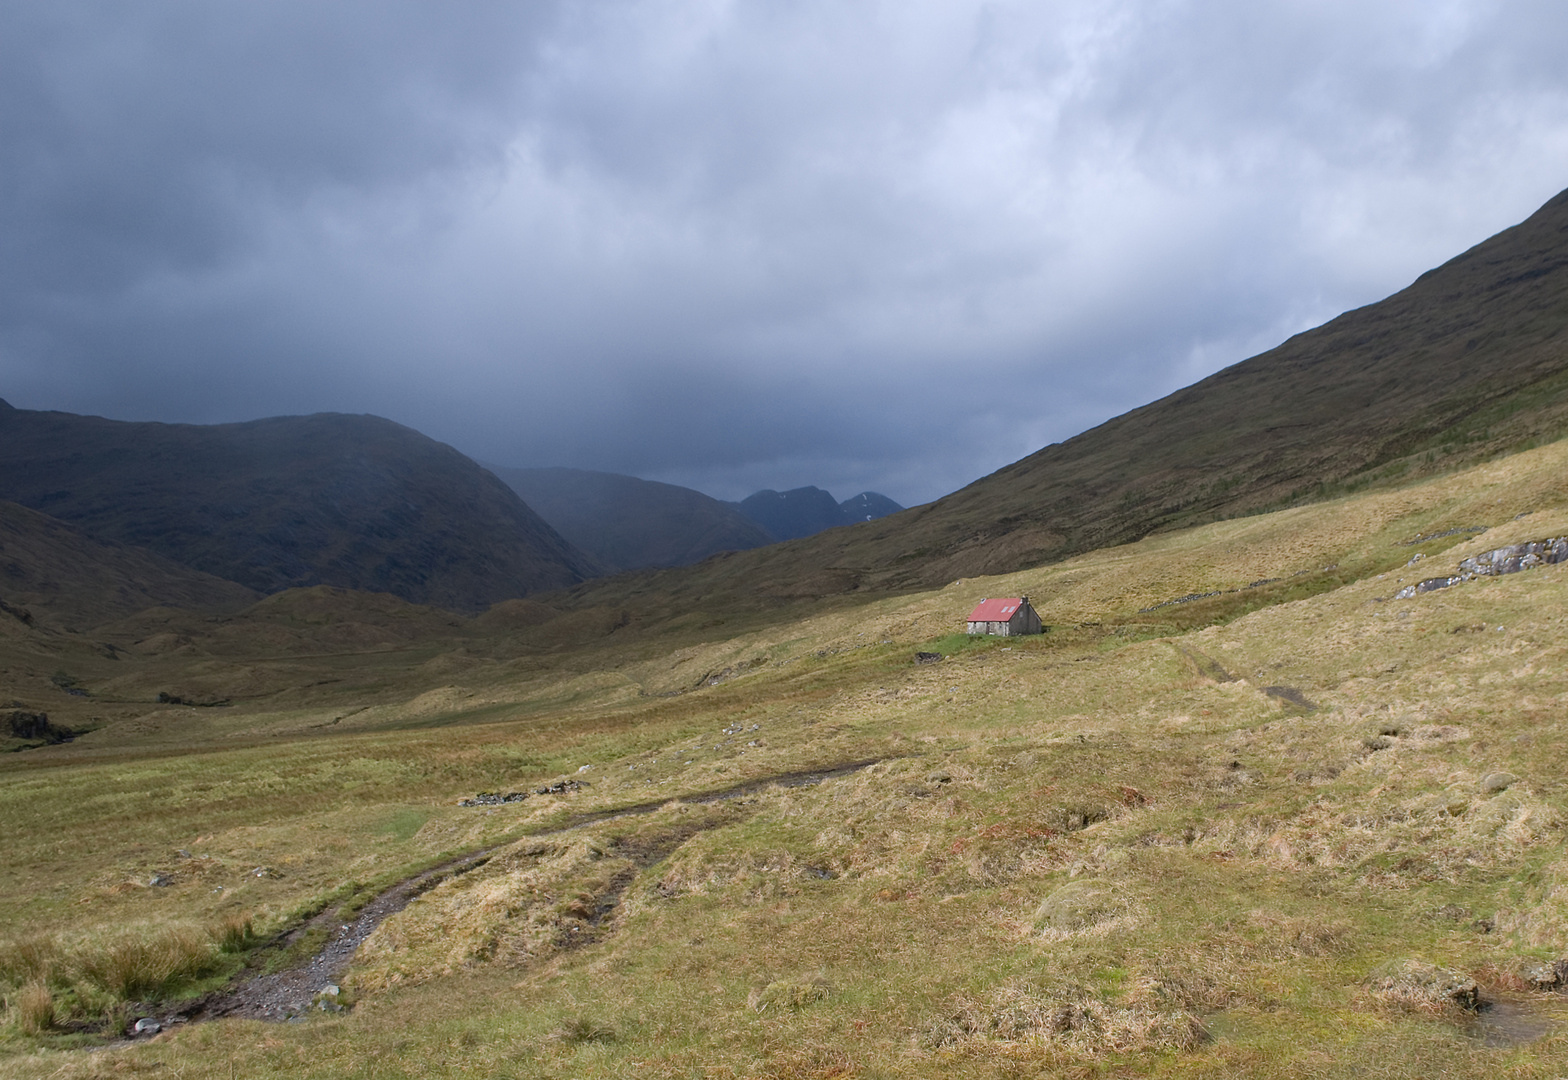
[126,758,886,1033]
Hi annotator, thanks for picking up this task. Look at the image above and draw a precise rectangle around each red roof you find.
[967,597,1024,621]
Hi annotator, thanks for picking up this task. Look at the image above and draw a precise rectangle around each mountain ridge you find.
[0,408,598,612]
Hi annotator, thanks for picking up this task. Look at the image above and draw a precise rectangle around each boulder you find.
[1513,958,1568,991]
[1479,771,1518,794]
[1364,959,1480,1010]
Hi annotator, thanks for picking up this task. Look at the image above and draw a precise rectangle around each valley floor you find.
[4,444,1568,1077]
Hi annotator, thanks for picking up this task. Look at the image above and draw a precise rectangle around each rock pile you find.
[459,779,588,806]
[1395,537,1567,600]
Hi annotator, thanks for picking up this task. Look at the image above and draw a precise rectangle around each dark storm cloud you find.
[4,1,1568,505]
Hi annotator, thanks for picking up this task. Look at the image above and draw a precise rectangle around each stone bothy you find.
[966,596,1043,636]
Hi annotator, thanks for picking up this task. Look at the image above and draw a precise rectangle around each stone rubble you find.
[459,779,588,806]
[1394,537,1567,600]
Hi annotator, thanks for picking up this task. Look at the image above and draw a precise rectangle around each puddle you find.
[1466,998,1559,1048]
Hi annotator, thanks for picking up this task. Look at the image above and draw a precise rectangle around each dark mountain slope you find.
[0,407,598,611]
[0,499,257,630]
[491,466,774,573]
[840,492,904,523]
[557,184,1568,612]
[731,487,846,541]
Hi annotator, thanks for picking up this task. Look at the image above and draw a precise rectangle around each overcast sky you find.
[4,2,1568,506]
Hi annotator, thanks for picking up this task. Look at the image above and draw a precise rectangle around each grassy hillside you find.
[491,466,773,573]
[3,439,1567,1076]
[548,185,1568,622]
[0,405,598,611]
[0,500,255,631]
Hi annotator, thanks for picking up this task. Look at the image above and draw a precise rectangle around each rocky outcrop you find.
[3,709,75,745]
[1394,537,1567,600]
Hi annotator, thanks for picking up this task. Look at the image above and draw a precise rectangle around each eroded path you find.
[146,758,885,1029]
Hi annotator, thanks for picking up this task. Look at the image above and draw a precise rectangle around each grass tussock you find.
[74,924,221,999]
[747,974,832,1013]
[215,913,260,954]
[0,914,258,1031]
[554,1015,616,1045]
[8,981,54,1035]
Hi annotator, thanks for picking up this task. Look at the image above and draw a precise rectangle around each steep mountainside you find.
[491,466,773,573]
[0,406,598,611]
[559,184,1568,611]
[0,499,257,630]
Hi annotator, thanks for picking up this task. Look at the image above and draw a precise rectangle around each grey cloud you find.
[3,1,1568,507]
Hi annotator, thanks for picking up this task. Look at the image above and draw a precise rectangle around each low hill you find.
[557,184,1568,614]
[0,406,598,611]
[0,499,257,630]
[490,467,775,573]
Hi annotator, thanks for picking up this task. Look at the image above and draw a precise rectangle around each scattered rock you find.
[1515,959,1568,991]
[1480,772,1518,794]
[1460,538,1568,576]
[1364,959,1480,1011]
[132,1017,161,1035]
[914,651,943,665]
[459,791,529,807]
[149,873,173,887]
[459,779,588,806]
[313,984,344,1012]
[1394,576,1464,600]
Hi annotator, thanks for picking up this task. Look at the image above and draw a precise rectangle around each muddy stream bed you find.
[128,758,884,1033]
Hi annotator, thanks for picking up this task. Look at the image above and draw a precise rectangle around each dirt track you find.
[129,758,885,1031]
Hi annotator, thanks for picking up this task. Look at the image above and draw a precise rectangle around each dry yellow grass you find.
[4,441,1568,1074]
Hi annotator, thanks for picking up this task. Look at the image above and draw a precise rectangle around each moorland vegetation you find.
[2,438,1567,1077]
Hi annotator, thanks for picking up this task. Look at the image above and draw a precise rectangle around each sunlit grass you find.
[4,441,1568,1073]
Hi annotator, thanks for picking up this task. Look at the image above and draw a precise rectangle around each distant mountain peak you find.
[489,466,773,573]
[840,491,903,523]
[727,486,904,541]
